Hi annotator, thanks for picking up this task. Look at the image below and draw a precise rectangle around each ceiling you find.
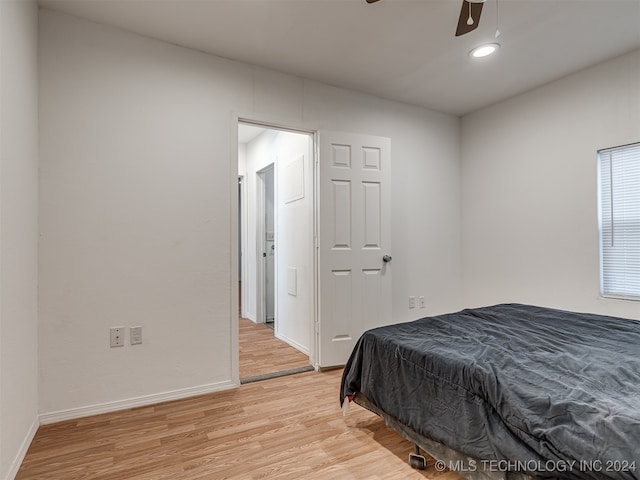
[238,123,267,144]
[38,0,640,116]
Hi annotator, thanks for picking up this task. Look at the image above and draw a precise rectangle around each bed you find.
[340,304,640,480]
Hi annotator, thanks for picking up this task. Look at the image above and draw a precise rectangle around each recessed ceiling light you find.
[470,43,500,58]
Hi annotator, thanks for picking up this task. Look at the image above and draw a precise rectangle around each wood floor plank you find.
[239,317,310,379]
[17,370,462,480]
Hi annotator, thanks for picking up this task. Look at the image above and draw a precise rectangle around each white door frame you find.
[231,116,319,385]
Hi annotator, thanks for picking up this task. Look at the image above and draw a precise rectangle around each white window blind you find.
[598,142,640,299]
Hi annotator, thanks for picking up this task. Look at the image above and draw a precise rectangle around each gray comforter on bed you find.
[340,304,640,479]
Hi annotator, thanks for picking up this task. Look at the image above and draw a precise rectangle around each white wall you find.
[461,49,640,319]
[238,143,249,317]
[39,9,242,419]
[242,129,313,354]
[273,131,313,354]
[38,10,462,417]
[0,1,40,478]
[242,131,276,323]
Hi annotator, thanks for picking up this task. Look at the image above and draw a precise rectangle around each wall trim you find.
[4,416,39,480]
[39,379,238,425]
[275,331,310,356]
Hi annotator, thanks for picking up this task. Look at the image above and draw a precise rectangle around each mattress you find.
[340,304,640,479]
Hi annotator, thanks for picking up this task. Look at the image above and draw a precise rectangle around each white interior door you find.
[318,131,391,367]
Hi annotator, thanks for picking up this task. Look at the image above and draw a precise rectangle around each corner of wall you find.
[0,0,40,478]
[1,419,38,480]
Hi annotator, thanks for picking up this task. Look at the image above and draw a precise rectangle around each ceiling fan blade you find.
[365,0,381,3]
[455,0,484,36]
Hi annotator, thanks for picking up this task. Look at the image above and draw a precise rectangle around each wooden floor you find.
[239,317,310,379]
[17,369,461,479]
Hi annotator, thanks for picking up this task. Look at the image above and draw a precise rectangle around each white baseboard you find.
[39,379,238,425]
[4,416,39,480]
[275,331,310,356]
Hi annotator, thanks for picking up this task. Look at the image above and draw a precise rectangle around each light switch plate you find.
[130,326,142,345]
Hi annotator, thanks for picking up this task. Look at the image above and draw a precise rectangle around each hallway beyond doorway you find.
[239,317,311,382]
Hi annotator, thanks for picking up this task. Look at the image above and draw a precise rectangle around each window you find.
[598,142,640,299]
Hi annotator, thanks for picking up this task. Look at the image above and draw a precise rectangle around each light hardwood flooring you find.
[17,369,462,479]
[239,317,310,379]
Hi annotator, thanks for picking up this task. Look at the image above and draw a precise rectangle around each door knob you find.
[383,255,392,263]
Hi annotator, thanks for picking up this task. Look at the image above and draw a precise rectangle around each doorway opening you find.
[257,164,275,328]
[237,121,315,383]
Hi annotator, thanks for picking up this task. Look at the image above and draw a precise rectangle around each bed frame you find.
[353,393,533,480]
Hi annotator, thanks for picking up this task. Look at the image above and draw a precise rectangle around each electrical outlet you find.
[409,296,415,308]
[419,296,425,308]
[130,326,142,345]
[110,327,125,347]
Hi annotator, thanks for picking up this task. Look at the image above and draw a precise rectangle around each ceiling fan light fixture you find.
[470,43,500,58]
